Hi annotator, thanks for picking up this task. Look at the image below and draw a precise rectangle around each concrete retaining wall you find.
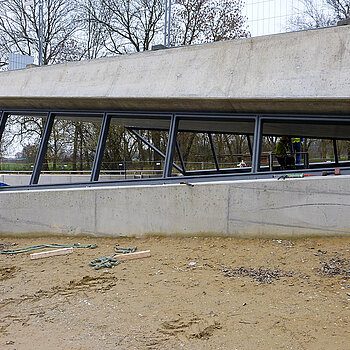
[0,174,142,186]
[1,176,349,238]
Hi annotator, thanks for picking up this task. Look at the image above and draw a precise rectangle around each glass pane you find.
[100,117,171,180]
[0,114,46,185]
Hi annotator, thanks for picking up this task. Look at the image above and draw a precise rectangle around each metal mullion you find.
[128,128,166,159]
[2,109,173,119]
[0,111,8,143]
[29,113,55,185]
[252,116,263,173]
[163,114,179,178]
[90,113,111,182]
[4,109,350,120]
[127,128,183,173]
[175,112,257,119]
[175,139,186,174]
[132,126,254,136]
[261,116,350,123]
[333,139,339,164]
[127,126,170,132]
[208,133,220,171]
[2,110,47,117]
[107,112,172,119]
[246,134,253,157]
[261,113,350,120]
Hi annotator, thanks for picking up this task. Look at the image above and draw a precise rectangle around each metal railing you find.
[268,152,310,171]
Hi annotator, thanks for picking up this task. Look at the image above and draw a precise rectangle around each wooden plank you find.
[115,250,151,262]
[30,247,74,260]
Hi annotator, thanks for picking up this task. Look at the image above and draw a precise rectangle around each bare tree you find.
[76,0,108,60]
[0,0,79,68]
[289,0,350,30]
[84,0,165,54]
[170,0,249,46]
[326,0,350,19]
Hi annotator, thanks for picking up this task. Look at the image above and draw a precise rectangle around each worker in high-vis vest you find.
[291,137,303,165]
[276,136,294,169]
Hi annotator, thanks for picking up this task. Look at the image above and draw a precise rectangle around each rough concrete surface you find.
[0,26,349,113]
[0,174,137,186]
[1,176,349,238]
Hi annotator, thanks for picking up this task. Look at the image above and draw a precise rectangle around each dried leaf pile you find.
[319,258,350,277]
[221,266,294,284]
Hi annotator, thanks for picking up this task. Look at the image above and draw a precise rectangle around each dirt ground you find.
[0,235,349,350]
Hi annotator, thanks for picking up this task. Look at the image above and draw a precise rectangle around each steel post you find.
[269,152,273,171]
[163,115,179,178]
[246,134,253,156]
[164,0,168,46]
[175,139,186,173]
[208,133,220,170]
[252,116,262,173]
[0,111,8,143]
[333,139,339,164]
[90,113,111,182]
[167,0,172,46]
[30,113,55,185]
[38,0,44,66]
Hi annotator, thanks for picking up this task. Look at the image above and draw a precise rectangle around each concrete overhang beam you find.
[0,26,349,114]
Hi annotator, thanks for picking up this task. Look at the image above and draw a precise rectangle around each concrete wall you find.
[1,176,349,238]
[0,26,349,114]
[0,174,143,186]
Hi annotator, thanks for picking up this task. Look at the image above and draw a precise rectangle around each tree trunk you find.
[152,131,161,170]
[72,123,79,171]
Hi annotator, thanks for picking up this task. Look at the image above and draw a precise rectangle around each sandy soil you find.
[0,236,349,350]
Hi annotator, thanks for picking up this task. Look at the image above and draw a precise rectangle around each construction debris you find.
[30,247,74,260]
[115,246,137,254]
[322,168,341,176]
[180,181,194,187]
[115,250,151,261]
[1,243,97,255]
[277,173,317,180]
[89,255,121,270]
[89,249,151,270]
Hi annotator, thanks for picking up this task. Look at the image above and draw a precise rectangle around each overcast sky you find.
[243,0,326,36]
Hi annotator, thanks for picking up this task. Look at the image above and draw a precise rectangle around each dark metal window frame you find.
[0,109,350,191]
